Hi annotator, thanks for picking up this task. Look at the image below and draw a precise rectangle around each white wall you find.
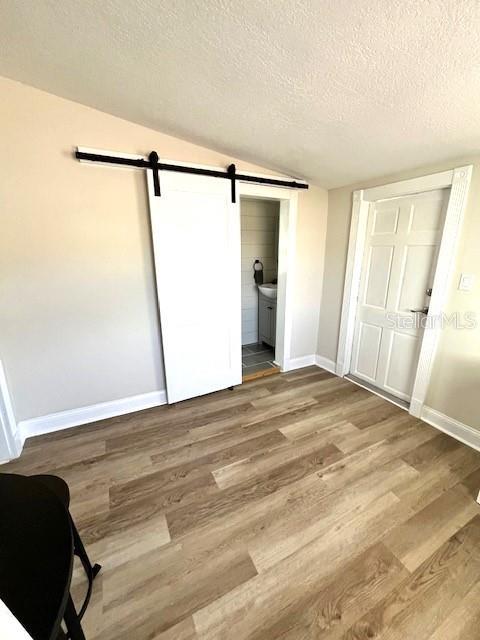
[0,76,328,426]
[0,600,33,640]
[0,360,21,461]
[241,198,279,345]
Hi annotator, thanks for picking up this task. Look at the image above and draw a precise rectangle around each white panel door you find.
[351,188,449,401]
[147,171,242,403]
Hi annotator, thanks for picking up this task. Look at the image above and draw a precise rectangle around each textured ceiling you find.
[1,0,480,187]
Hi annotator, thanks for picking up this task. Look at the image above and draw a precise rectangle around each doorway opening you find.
[240,196,281,381]
[336,165,473,420]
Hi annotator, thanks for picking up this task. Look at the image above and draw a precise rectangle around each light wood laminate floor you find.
[4,367,480,639]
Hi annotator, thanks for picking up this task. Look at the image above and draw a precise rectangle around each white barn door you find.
[147,171,242,403]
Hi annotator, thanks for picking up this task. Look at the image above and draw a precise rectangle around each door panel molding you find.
[336,166,473,418]
[382,331,420,400]
[353,322,382,382]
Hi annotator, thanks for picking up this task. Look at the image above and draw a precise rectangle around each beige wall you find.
[318,157,480,428]
[294,186,328,358]
[0,76,327,421]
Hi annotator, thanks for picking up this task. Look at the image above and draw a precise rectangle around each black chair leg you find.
[63,594,86,640]
[70,516,101,619]
[71,516,101,576]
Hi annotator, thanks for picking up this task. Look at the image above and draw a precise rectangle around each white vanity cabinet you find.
[258,291,277,347]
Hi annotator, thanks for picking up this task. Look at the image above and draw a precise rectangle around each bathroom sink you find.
[258,283,277,299]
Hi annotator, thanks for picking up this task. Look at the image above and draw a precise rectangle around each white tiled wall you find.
[241,198,279,345]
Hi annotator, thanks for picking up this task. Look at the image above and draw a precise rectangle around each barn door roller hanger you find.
[75,148,309,203]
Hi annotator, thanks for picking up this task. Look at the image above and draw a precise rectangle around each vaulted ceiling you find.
[1,0,480,187]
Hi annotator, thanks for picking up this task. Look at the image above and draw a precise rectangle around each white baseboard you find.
[314,355,337,374]
[284,355,316,371]
[409,397,423,418]
[421,406,480,453]
[19,389,167,441]
[284,354,338,374]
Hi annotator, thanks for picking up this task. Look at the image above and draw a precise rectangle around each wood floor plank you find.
[2,438,106,475]
[393,439,480,513]
[311,383,371,412]
[157,461,414,596]
[78,492,173,546]
[248,458,419,572]
[105,402,255,455]
[212,432,342,489]
[150,420,288,470]
[4,369,480,640]
[184,396,319,443]
[247,543,408,640]
[68,477,110,522]
[342,399,405,430]
[101,546,257,638]
[112,428,287,512]
[334,414,417,455]
[345,515,480,640]
[154,617,198,640]
[168,472,333,570]
[459,465,480,501]
[426,579,480,640]
[261,368,333,393]
[101,541,182,609]
[49,449,156,489]
[316,421,437,496]
[250,376,351,410]
[279,416,359,442]
[382,484,479,572]
[280,365,323,380]
[401,431,462,470]
[192,492,406,640]
[168,441,343,538]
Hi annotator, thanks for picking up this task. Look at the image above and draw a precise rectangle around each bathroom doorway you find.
[238,180,298,381]
[240,196,281,381]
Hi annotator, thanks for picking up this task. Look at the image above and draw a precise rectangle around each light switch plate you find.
[458,273,475,292]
